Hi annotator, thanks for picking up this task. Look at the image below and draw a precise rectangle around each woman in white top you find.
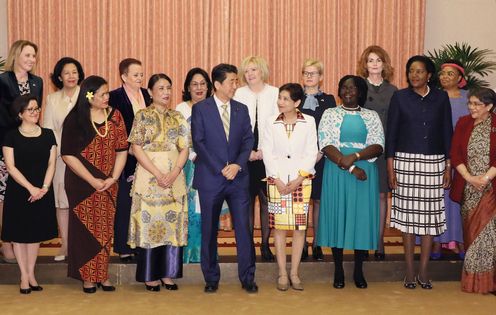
[262,83,318,290]
[233,56,279,261]
[43,57,85,261]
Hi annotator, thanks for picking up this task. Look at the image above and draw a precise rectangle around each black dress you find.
[1,128,57,243]
[299,92,336,199]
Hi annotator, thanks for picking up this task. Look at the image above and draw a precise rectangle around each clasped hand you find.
[155,168,180,189]
[92,177,117,192]
[28,186,48,203]
[222,164,241,180]
[274,177,304,195]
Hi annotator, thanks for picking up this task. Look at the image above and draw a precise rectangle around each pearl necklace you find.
[91,108,109,137]
[19,125,40,136]
[367,77,383,87]
[342,105,361,111]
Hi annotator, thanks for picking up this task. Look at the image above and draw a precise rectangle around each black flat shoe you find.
[145,284,160,292]
[97,282,116,292]
[160,279,178,290]
[29,284,43,291]
[261,244,275,262]
[417,276,433,289]
[312,246,324,261]
[374,251,385,261]
[241,282,258,293]
[333,279,345,289]
[20,287,31,294]
[204,283,218,293]
[83,286,97,294]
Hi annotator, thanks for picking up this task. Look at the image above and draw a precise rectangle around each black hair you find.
[211,63,237,90]
[147,73,172,90]
[182,67,213,102]
[405,55,438,88]
[71,75,108,138]
[11,94,38,124]
[468,88,496,112]
[50,57,85,89]
[279,83,304,102]
[338,75,368,106]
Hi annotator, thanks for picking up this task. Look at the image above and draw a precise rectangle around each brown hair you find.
[357,45,394,81]
[4,40,38,73]
[118,58,142,81]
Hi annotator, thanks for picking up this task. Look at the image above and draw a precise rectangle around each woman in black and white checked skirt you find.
[386,55,453,290]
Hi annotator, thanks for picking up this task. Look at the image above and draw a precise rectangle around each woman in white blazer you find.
[233,56,279,261]
[261,83,318,291]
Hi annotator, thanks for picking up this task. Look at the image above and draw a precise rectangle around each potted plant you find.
[427,42,496,89]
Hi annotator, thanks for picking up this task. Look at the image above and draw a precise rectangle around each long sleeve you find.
[441,92,454,157]
[261,117,278,178]
[385,91,400,158]
[234,105,254,167]
[300,118,318,174]
[450,118,467,168]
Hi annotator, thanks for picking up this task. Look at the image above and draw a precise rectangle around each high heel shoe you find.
[29,284,43,291]
[97,282,116,292]
[82,285,96,294]
[417,275,433,289]
[261,243,275,262]
[403,276,416,289]
[276,275,289,291]
[145,283,161,292]
[19,286,31,294]
[160,279,178,290]
[289,274,304,291]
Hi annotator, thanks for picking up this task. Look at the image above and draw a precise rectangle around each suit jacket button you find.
[287,155,291,159]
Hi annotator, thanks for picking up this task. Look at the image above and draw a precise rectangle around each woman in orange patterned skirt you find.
[61,76,128,293]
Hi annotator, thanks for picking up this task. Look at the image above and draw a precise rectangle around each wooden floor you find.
[0,282,494,315]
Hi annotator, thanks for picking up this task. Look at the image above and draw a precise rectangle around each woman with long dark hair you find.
[62,76,128,293]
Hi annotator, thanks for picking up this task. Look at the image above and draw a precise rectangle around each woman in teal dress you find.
[318,75,384,289]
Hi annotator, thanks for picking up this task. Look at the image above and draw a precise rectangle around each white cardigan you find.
[261,112,318,184]
[233,84,279,150]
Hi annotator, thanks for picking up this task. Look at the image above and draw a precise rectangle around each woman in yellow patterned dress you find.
[128,73,189,292]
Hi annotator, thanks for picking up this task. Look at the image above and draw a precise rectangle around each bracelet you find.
[484,175,491,182]
[354,152,361,160]
[349,165,356,174]
[42,184,49,189]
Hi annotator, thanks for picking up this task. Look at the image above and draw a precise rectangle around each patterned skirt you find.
[267,178,312,231]
[390,152,447,235]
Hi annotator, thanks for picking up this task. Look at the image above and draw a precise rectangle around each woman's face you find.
[89,84,110,110]
[59,63,79,89]
[277,90,300,114]
[122,63,144,90]
[189,73,208,103]
[366,52,384,77]
[468,96,493,122]
[19,100,40,124]
[15,45,36,73]
[244,62,264,87]
[302,65,322,89]
[150,78,172,107]
[408,61,431,89]
[439,66,461,90]
[339,78,358,107]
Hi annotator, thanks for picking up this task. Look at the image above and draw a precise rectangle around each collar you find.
[274,110,306,124]
[214,94,230,108]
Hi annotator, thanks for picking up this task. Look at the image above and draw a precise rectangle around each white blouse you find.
[233,84,279,150]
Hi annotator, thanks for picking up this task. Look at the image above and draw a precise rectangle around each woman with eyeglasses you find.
[1,95,57,294]
[176,67,213,263]
[450,88,496,294]
[298,58,336,260]
[387,55,453,290]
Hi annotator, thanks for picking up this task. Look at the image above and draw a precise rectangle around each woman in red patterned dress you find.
[61,76,128,293]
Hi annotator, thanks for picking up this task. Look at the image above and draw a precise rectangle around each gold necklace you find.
[91,108,109,137]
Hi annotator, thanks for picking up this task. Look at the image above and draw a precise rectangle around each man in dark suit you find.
[191,63,257,293]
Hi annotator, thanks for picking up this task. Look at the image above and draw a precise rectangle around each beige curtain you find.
[8,0,425,106]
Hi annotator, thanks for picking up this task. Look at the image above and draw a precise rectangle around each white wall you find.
[0,0,8,63]
[425,0,496,88]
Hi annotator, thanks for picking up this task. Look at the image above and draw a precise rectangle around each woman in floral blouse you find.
[128,73,190,292]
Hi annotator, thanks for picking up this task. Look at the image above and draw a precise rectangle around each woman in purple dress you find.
[430,59,468,260]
